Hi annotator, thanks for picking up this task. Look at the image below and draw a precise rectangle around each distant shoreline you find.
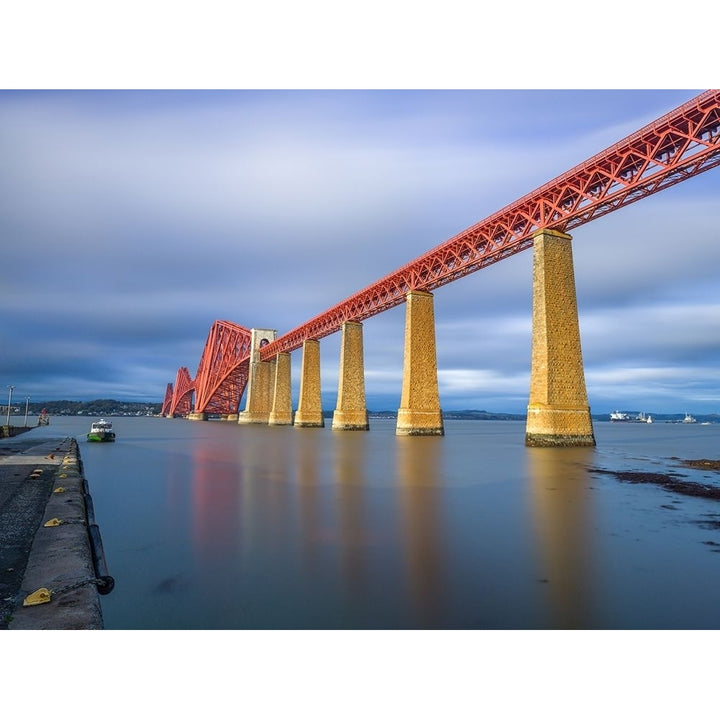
[5,402,718,425]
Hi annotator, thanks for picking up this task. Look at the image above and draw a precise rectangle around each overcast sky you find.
[1,88,718,414]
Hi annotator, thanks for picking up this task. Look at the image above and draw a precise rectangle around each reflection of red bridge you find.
[162,90,720,445]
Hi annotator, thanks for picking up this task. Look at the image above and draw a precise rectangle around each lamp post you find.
[6,385,15,427]
[24,397,30,427]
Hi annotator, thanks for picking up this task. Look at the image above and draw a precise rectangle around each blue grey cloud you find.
[1,89,718,414]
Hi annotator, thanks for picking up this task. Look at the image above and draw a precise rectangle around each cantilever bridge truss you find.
[160,382,173,416]
[165,321,252,417]
[193,321,252,415]
[164,90,720,415]
[168,367,194,417]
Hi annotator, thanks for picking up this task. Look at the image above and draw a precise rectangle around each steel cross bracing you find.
[258,89,720,362]
[169,366,194,417]
[193,320,253,414]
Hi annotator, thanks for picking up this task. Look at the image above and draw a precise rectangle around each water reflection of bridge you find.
[184,420,612,628]
[527,446,597,629]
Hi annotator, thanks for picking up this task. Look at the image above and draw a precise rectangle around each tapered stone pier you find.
[396,290,444,436]
[294,339,325,428]
[268,352,293,426]
[525,230,595,447]
[332,321,369,431]
[237,328,277,425]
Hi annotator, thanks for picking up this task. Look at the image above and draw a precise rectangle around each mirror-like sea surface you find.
[26,415,720,629]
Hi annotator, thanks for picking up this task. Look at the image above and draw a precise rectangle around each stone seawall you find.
[0,425,34,439]
[1,435,109,629]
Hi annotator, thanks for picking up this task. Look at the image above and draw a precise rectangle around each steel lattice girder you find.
[259,89,720,362]
[160,383,173,415]
[193,320,253,414]
[169,366,194,416]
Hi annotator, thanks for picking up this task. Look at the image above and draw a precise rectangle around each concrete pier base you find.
[294,339,325,428]
[269,352,293,426]
[525,230,595,447]
[397,408,444,436]
[187,412,207,421]
[238,329,277,425]
[396,291,444,436]
[332,322,369,431]
[526,407,595,447]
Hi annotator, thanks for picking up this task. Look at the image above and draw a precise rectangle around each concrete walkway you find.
[0,432,106,629]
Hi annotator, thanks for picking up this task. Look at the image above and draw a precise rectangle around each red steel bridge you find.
[162,89,720,417]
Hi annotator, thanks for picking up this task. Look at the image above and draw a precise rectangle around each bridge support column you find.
[187,412,207,421]
[332,321,369,431]
[269,352,293,426]
[294,339,325,428]
[238,328,277,425]
[525,229,595,447]
[396,290,444,436]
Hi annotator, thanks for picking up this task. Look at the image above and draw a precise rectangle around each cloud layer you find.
[1,89,718,414]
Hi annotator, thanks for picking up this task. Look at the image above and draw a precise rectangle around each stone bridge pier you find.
[237,328,277,425]
[525,229,595,447]
[396,290,444,436]
[332,321,369,431]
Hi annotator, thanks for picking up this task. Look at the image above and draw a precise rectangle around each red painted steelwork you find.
[193,320,253,414]
[161,382,173,416]
[169,366,194,417]
[259,89,720,361]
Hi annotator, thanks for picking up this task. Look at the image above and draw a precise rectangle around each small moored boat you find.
[87,419,115,442]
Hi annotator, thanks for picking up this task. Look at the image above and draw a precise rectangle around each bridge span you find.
[162,90,720,445]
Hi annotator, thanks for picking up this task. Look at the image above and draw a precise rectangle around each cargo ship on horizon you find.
[610,411,653,423]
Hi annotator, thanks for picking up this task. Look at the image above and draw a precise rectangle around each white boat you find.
[682,413,697,424]
[87,419,116,442]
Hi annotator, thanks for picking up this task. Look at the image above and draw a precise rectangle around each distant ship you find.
[610,411,652,423]
[610,411,631,422]
[682,413,697,424]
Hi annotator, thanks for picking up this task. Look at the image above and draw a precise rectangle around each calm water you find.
[26,416,720,629]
